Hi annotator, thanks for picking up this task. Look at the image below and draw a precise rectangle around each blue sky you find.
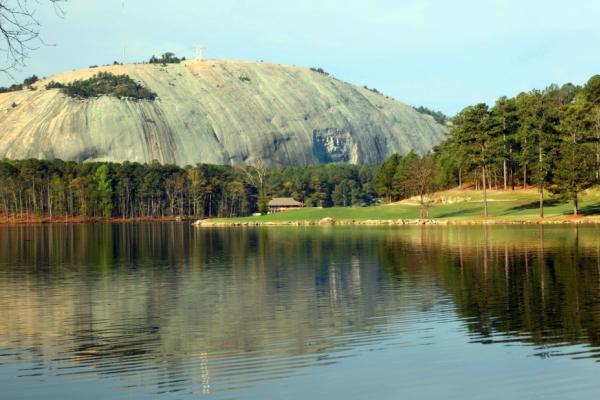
[2,0,600,115]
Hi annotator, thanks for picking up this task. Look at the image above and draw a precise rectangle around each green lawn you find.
[211,189,600,223]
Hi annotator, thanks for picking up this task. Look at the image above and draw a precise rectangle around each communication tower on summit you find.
[121,0,127,62]
[195,44,206,61]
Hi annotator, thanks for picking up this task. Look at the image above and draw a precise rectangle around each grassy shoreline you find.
[197,188,600,227]
[3,189,600,227]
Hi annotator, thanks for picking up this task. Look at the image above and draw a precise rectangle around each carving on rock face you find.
[312,129,359,164]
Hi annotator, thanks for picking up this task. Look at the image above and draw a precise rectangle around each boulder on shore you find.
[318,217,336,226]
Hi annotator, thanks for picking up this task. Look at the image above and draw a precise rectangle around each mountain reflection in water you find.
[1,224,600,399]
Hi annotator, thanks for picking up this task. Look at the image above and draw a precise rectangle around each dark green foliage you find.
[551,141,595,215]
[0,160,379,219]
[0,83,22,93]
[364,86,383,96]
[391,151,419,199]
[149,52,184,64]
[258,197,268,215]
[377,152,439,210]
[0,74,40,93]
[584,75,600,104]
[45,81,65,89]
[310,67,329,75]
[23,75,39,86]
[376,153,401,202]
[548,99,598,214]
[434,74,600,216]
[267,164,378,208]
[413,106,448,124]
[59,72,156,100]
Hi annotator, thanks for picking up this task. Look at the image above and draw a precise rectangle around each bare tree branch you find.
[0,0,65,75]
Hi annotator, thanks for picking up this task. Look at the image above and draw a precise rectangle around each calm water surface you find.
[1,224,600,399]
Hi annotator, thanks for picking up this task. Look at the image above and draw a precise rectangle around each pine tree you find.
[450,104,498,217]
[491,97,519,191]
[375,154,401,203]
[552,101,596,215]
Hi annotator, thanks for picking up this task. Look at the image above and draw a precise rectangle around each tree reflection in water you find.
[1,224,600,397]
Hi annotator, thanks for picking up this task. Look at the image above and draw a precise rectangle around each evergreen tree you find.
[391,151,419,200]
[583,76,600,180]
[515,90,557,217]
[491,96,519,190]
[552,102,596,215]
[376,154,400,202]
[449,104,497,216]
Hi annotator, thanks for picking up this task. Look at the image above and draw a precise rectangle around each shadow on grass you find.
[505,199,561,213]
[507,201,600,216]
[577,203,600,216]
[432,208,480,218]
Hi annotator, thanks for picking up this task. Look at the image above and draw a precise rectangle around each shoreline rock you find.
[194,217,600,228]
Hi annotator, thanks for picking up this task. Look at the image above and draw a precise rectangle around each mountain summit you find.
[0,60,446,166]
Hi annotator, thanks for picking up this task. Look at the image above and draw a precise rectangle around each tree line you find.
[0,75,39,93]
[376,74,600,217]
[0,160,378,219]
[148,52,186,65]
[412,106,449,125]
[3,74,600,220]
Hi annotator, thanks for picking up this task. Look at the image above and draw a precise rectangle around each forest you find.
[376,74,600,216]
[0,160,378,219]
[1,73,599,220]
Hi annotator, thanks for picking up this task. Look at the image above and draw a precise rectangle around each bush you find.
[310,67,329,75]
[149,52,184,64]
[364,85,382,95]
[0,84,22,94]
[59,72,156,101]
[0,75,39,94]
[46,81,65,90]
[413,106,448,125]
[23,75,39,86]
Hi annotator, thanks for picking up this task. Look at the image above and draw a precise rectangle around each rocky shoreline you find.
[194,216,600,227]
[0,214,190,225]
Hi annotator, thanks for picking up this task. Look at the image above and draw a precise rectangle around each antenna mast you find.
[195,44,206,61]
[122,0,126,62]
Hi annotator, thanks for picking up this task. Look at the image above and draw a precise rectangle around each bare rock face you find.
[0,60,446,167]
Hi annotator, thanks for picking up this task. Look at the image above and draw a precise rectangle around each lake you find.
[1,224,600,399]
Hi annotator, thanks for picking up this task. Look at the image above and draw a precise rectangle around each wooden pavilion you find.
[268,198,305,213]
